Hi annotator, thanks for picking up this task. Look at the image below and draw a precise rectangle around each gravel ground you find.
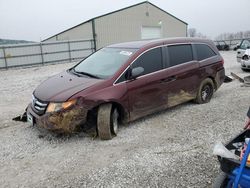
[0,51,250,188]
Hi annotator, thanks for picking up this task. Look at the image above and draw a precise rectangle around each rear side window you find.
[167,44,193,67]
[132,47,162,75]
[195,44,216,61]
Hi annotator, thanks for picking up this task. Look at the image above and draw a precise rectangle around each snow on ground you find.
[0,51,249,187]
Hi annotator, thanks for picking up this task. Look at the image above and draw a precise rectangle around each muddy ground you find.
[0,51,250,187]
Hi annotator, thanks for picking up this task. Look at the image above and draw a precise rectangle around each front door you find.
[126,47,166,121]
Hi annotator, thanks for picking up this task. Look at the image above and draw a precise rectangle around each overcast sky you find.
[0,0,250,41]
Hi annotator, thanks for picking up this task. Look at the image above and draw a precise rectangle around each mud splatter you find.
[168,90,194,108]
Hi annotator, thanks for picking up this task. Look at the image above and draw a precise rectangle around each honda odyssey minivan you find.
[27,38,225,139]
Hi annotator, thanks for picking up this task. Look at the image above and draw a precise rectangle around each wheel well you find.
[208,76,217,90]
[86,102,128,126]
[243,55,249,60]
[110,102,127,124]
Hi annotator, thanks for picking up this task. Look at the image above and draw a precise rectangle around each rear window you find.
[167,44,193,67]
[195,44,216,61]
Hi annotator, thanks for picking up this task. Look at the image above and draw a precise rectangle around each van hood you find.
[34,71,103,102]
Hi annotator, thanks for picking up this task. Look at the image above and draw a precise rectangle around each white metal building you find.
[43,1,187,50]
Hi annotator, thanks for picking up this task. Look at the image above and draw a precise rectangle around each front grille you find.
[32,96,48,115]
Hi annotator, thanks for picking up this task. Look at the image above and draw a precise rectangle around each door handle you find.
[161,76,176,83]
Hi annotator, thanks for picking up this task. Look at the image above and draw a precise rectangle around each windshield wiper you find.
[72,68,100,79]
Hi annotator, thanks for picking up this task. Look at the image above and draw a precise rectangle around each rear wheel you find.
[97,103,119,140]
[195,78,214,104]
[241,68,250,72]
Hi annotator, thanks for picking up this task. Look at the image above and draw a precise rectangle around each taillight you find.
[221,58,224,65]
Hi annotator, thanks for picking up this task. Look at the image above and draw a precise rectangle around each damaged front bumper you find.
[26,103,88,133]
[241,59,250,70]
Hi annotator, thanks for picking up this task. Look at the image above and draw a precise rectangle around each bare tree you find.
[196,32,208,39]
[244,31,250,38]
[216,30,250,40]
[188,28,208,38]
[188,28,197,37]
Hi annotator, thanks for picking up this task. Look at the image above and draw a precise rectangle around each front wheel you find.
[241,68,250,72]
[195,78,214,104]
[97,104,119,140]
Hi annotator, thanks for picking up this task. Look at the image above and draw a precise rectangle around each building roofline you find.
[146,2,187,25]
[42,1,188,42]
[108,37,212,49]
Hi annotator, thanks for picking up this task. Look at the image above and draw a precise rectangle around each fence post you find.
[68,41,72,62]
[2,47,8,69]
[40,43,44,64]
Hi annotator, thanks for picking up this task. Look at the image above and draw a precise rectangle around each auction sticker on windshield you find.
[119,51,133,56]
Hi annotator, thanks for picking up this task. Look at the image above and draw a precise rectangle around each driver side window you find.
[115,47,163,84]
[132,47,163,76]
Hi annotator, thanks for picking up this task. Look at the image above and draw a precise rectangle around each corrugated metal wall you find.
[95,3,187,48]
[42,2,187,50]
[0,49,6,68]
[44,22,93,42]
[0,39,94,68]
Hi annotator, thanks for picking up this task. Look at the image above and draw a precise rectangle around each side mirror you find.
[130,67,144,80]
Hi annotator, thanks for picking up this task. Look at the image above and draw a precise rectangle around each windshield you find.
[74,47,137,79]
[239,39,250,50]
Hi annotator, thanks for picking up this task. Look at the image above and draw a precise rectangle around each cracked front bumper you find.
[27,103,88,133]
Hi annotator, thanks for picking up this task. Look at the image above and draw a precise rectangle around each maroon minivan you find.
[27,38,225,139]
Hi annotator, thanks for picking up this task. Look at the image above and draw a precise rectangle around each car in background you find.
[26,38,225,140]
[241,49,250,71]
[237,39,250,62]
[215,41,230,51]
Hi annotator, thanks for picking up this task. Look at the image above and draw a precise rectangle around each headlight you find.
[46,99,77,113]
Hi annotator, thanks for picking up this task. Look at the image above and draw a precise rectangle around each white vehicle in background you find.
[241,49,250,71]
[236,39,250,62]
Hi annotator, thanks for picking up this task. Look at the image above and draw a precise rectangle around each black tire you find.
[242,55,249,60]
[97,104,119,140]
[213,172,229,188]
[241,68,250,72]
[195,78,214,104]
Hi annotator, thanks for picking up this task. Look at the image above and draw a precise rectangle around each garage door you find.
[141,26,162,40]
